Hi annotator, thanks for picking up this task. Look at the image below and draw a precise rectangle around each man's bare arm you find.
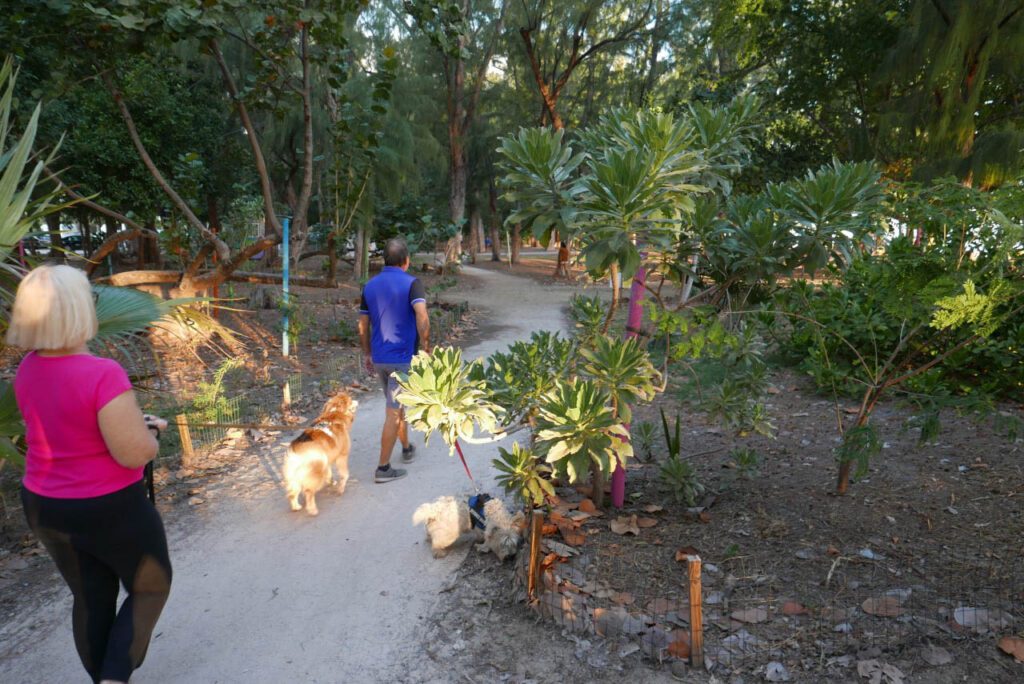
[358,314,374,371]
[413,301,431,354]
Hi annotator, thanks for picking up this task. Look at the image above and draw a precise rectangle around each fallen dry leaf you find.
[920,645,953,666]
[541,523,558,536]
[556,522,586,546]
[782,601,809,616]
[698,511,712,524]
[636,517,658,528]
[578,498,597,514]
[642,504,664,514]
[953,607,1013,633]
[827,544,841,557]
[647,598,681,614]
[610,515,640,535]
[731,607,769,624]
[998,636,1024,662]
[667,630,691,658]
[674,546,700,562]
[612,592,635,605]
[856,659,905,684]
[862,596,905,618]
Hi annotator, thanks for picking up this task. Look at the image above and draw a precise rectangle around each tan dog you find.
[476,498,526,561]
[412,496,479,557]
[284,392,358,516]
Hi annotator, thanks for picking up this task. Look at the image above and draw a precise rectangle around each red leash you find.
[453,440,479,490]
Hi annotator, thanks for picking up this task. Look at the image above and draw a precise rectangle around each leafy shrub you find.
[659,407,682,461]
[534,378,632,484]
[493,442,554,508]
[731,447,761,479]
[191,358,244,423]
[660,455,705,506]
[568,294,606,344]
[633,420,657,461]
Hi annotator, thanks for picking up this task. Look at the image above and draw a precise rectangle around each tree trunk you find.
[511,223,521,264]
[326,233,339,285]
[46,213,64,257]
[446,131,467,270]
[468,207,482,264]
[488,178,502,261]
[354,223,367,280]
[601,263,621,334]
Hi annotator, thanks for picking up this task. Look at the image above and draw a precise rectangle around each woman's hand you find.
[143,414,168,439]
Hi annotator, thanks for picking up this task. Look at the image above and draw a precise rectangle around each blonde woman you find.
[7,265,171,684]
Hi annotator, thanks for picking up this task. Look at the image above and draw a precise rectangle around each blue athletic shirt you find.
[359,266,427,364]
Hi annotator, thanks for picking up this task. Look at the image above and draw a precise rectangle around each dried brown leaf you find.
[612,592,635,606]
[610,515,640,536]
[636,517,658,528]
[667,630,691,658]
[674,546,700,562]
[782,601,809,616]
[862,596,905,618]
[998,636,1024,662]
[731,607,769,624]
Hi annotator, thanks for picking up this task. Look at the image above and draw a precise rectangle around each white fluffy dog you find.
[412,496,476,557]
[476,497,525,562]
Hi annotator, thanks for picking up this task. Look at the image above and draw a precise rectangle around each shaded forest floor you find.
[463,251,1024,683]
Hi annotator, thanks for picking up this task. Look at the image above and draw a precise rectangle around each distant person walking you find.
[358,239,431,483]
[7,265,171,684]
[554,240,571,279]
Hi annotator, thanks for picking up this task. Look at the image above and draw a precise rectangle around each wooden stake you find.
[527,509,544,601]
[282,380,291,408]
[687,555,704,667]
[176,414,195,470]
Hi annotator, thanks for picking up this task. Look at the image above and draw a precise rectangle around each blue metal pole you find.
[282,217,290,357]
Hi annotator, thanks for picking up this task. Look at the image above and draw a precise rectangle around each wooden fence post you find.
[176,414,195,470]
[282,380,291,408]
[687,555,704,667]
[527,509,544,600]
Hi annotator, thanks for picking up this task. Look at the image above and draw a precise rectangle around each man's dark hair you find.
[383,238,409,266]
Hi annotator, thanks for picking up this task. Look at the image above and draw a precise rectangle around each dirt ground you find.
[472,251,1024,683]
[1,250,1022,683]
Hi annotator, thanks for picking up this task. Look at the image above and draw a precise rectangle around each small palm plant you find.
[534,378,632,508]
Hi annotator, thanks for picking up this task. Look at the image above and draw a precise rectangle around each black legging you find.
[21,481,172,683]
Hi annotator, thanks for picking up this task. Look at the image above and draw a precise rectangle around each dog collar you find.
[312,421,335,438]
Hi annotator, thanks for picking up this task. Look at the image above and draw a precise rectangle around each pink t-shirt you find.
[15,352,140,498]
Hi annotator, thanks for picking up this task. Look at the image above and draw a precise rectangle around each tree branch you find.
[929,0,952,27]
[99,70,230,261]
[209,39,282,237]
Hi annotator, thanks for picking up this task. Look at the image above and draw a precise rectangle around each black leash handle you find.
[143,416,164,505]
[144,461,155,504]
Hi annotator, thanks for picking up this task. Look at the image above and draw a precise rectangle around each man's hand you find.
[363,354,375,374]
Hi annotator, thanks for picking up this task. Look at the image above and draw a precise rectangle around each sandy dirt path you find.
[0,266,579,683]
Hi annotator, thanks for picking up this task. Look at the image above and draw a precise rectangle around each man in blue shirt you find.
[358,239,431,483]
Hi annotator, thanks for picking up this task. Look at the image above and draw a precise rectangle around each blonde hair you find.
[6,265,98,350]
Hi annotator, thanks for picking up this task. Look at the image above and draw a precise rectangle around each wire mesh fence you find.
[523,509,1024,680]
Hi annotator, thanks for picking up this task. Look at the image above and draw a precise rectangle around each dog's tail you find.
[412,502,435,526]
